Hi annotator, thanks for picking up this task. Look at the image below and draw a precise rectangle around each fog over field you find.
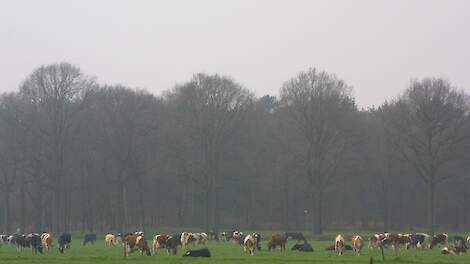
[0,0,470,239]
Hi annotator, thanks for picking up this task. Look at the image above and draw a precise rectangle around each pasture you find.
[1,233,469,264]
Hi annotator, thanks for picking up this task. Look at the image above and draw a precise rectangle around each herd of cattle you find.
[1,230,470,258]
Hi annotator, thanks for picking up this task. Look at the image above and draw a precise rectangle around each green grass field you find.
[1,234,469,264]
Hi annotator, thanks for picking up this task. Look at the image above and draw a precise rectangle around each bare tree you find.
[168,73,253,232]
[19,63,94,233]
[378,78,470,235]
[280,68,357,234]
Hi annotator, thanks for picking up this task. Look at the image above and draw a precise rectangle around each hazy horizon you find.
[1,0,469,107]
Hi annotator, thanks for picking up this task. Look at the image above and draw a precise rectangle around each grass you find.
[1,234,469,264]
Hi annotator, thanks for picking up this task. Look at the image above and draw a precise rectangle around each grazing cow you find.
[335,234,345,256]
[26,233,43,255]
[467,236,470,247]
[153,234,170,254]
[285,232,307,242]
[123,234,151,256]
[430,233,448,249]
[41,232,52,251]
[11,234,29,252]
[83,233,96,246]
[351,235,363,255]
[183,248,211,257]
[105,234,116,246]
[58,233,71,253]
[291,242,314,252]
[267,233,288,251]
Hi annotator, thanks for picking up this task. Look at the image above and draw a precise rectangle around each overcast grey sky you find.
[1,0,469,107]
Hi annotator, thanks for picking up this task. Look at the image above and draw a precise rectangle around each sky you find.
[1,0,469,107]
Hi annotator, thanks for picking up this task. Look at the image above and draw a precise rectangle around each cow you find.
[452,236,468,249]
[123,234,151,256]
[153,234,170,254]
[41,232,52,251]
[83,233,96,246]
[243,233,260,256]
[231,231,244,245]
[183,248,211,257]
[442,243,467,255]
[381,233,409,253]
[430,233,448,249]
[180,232,198,248]
[207,230,218,241]
[165,236,179,255]
[351,235,363,255]
[291,242,314,252]
[26,233,43,255]
[105,234,116,246]
[58,233,71,253]
[0,235,7,245]
[285,232,307,243]
[326,243,353,251]
[407,233,430,249]
[368,233,386,249]
[171,233,182,247]
[11,234,29,252]
[335,234,345,256]
[220,232,228,242]
[267,233,288,251]
[467,236,470,247]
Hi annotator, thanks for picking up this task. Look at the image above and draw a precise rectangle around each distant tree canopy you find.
[0,63,469,236]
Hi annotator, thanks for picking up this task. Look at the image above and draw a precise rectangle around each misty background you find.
[1,1,470,236]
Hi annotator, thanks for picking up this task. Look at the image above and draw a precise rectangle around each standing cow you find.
[351,235,363,255]
[335,234,345,256]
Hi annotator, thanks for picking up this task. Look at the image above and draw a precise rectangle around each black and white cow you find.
[58,233,72,253]
[26,233,43,254]
[430,234,448,249]
[292,242,314,252]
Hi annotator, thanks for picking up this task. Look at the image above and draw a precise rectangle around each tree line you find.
[1,63,469,236]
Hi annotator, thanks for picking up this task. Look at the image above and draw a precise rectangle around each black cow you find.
[26,233,43,254]
[183,248,211,257]
[58,233,72,253]
[291,242,314,252]
[83,233,97,246]
[285,231,306,242]
[171,233,182,247]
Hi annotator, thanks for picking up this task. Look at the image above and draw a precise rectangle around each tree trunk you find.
[121,183,129,232]
[3,189,11,233]
[429,181,435,236]
[313,192,323,235]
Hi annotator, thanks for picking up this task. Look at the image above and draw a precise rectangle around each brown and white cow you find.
[368,233,386,249]
[267,233,288,251]
[153,234,168,254]
[351,235,363,256]
[123,234,151,257]
[335,234,345,256]
[244,234,257,256]
[41,232,52,251]
[105,234,116,246]
[442,243,467,255]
